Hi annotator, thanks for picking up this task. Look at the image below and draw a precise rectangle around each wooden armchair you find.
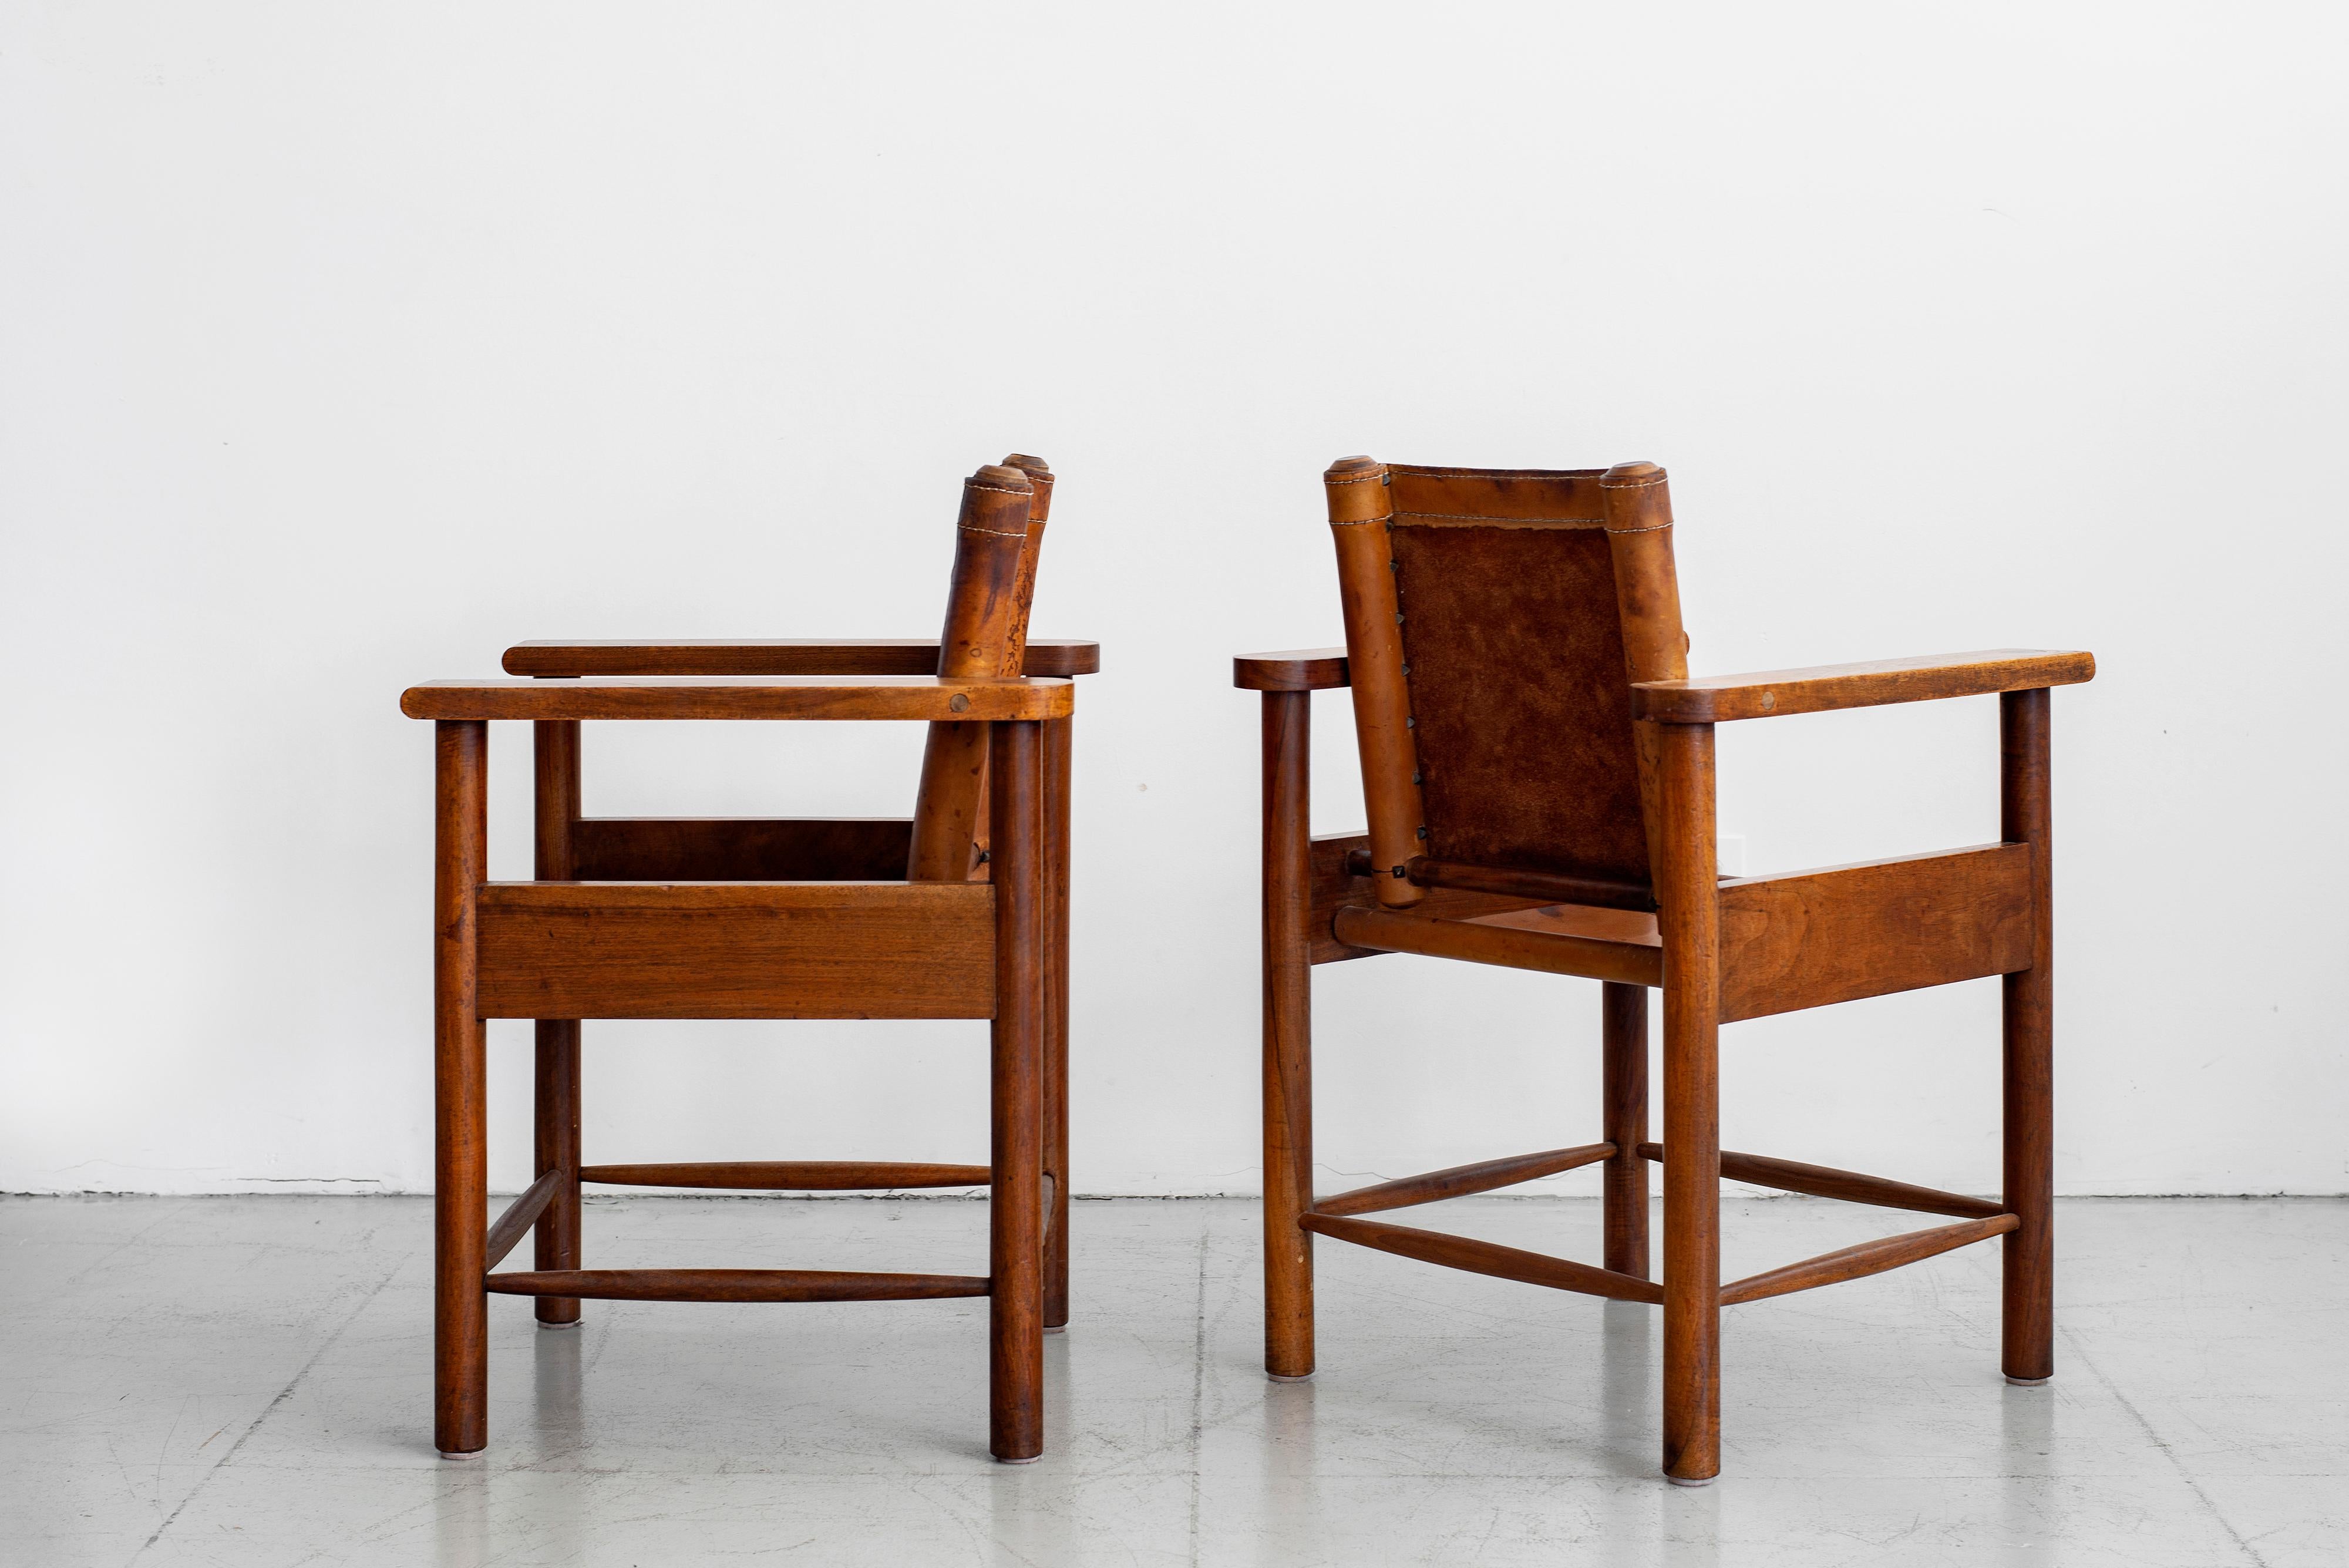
[1236,457,2092,1484]
[402,456,1098,1463]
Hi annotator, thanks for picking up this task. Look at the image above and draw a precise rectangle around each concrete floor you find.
[2,1195,2341,1566]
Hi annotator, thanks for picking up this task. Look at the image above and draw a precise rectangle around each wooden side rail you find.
[1314,1143,1615,1218]
[1301,1213,1664,1304]
[1234,647,1350,691]
[582,1161,989,1190]
[569,817,911,881]
[484,1269,992,1303]
[1718,844,2032,1021]
[1332,902,1663,988]
[474,881,995,1020]
[483,1171,563,1271]
[402,675,1073,723]
[1639,1143,2006,1220]
[1719,1216,2018,1305]
[1631,649,2095,724]
[506,638,1101,678]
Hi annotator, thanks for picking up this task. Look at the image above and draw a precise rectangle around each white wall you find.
[4,2,2343,1198]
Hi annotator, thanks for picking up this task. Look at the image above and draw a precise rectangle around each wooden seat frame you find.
[1237,457,2093,1483]
[403,459,1098,1465]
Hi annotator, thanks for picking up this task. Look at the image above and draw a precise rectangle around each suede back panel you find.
[1389,519,1651,886]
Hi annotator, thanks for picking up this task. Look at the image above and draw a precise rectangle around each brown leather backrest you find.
[905,458,1050,880]
[1327,458,1687,906]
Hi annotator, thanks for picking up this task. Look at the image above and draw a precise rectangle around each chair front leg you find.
[2001,688,2055,1382]
[1261,690,1317,1380]
[988,720,1046,1462]
[1657,720,1721,1485]
[434,720,490,1458]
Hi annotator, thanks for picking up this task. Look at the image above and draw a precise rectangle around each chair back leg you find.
[532,718,584,1325]
[1601,982,1651,1280]
[1042,715,1073,1330]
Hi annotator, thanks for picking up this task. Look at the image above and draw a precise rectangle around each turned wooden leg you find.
[1657,721,1721,1485]
[531,719,582,1326]
[1261,691,1316,1380]
[1602,982,1651,1280]
[988,720,1046,1462]
[1041,714,1072,1331]
[433,720,489,1457]
[2001,689,2055,1384]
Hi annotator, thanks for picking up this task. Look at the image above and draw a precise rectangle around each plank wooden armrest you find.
[503,638,1101,678]
[1234,647,1351,691]
[401,675,1073,723]
[1630,648,2095,724]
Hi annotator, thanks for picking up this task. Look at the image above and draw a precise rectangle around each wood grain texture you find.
[483,1270,990,1302]
[1331,902,1663,987]
[1313,1143,1613,1218]
[1233,647,1350,692]
[483,1170,563,1272]
[1639,1143,2007,1220]
[569,817,912,882]
[1657,720,1721,1484]
[402,676,1073,723]
[504,638,1101,678]
[580,1162,990,1190]
[433,720,489,1456]
[987,719,1045,1462]
[2002,687,2056,1382]
[1717,844,2032,1022]
[1719,1215,2019,1305]
[1301,1213,1664,1304]
[1261,692,1318,1378]
[474,881,995,1020]
[1631,649,2094,724]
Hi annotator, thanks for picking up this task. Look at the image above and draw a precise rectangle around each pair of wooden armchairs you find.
[403,453,2091,1484]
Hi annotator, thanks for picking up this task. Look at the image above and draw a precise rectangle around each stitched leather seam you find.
[1606,521,1673,534]
[1391,512,1607,526]
[1326,472,1386,486]
[1599,474,1667,490]
[964,481,1032,497]
[957,523,1029,538]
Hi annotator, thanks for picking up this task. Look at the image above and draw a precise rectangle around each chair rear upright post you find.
[1324,457,1426,908]
[908,466,1037,881]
